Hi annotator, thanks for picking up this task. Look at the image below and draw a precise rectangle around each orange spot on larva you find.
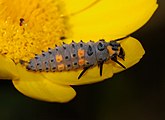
[78,59,85,66]
[57,64,65,71]
[78,49,85,58]
[107,46,115,55]
[56,55,63,62]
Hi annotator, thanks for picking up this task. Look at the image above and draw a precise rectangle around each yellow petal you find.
[64,0,158,40]
[13,64,76,103]
[43,37,144,85]
[112,37,145,73]
[0,55,18,79]
[43,63,113,85]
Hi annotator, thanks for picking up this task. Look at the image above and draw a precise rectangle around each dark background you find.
[0,0,164,120]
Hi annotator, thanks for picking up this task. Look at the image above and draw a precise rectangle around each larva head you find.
[108,41,125,60]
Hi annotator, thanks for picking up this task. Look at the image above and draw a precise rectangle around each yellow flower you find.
[0,0,158,102]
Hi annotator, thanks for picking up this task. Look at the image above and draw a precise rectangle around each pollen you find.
[0,0,69,63]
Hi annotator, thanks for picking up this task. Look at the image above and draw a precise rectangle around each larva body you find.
[26,38,126,79]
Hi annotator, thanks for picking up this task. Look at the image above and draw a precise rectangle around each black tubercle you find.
[87,45,93,56]
[80,43,83,47]
[90,40,94,42]
[72,43,75,48]
[99,39,105,41]
[48,51,52,54]
[65,56,69,59]
[42,53,46,57]
[109,41,120,47]
[35,56,39,59]
[97,42,105,51]
[63,46,66,49]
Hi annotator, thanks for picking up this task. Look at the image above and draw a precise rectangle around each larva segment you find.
[69,41,79,69]
[95,40,109,62]
[62,43,72,71]
[26,59,37,71]
[47,48,57,72]
[84,41,97,67]
[33,54,43,71]
[54,45,65,71]
[41,51,51,72]
[77,40,86,67]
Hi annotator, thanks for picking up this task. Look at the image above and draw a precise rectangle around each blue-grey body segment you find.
[95,41,109,62]
[85,41,97,66]
[69,41,79,69]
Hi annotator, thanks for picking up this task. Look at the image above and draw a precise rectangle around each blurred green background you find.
[0,0,164,120]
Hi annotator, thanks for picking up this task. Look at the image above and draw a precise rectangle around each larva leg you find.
[111,55,126,69]
[78,66,92,79]
[98,61,104,76]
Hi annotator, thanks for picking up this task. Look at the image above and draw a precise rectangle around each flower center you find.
[0,0,68,63]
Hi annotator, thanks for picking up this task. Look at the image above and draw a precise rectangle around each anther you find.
[60,36,66,40]
[20,18,25,26]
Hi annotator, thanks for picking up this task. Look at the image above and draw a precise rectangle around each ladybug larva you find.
[25,36,128,79]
